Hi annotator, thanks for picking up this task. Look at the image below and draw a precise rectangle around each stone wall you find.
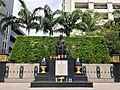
[83,64,114,82]
[4,63,114,82]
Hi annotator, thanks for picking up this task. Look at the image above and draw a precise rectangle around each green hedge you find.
[105,31,120,55]
[10,36,110,63]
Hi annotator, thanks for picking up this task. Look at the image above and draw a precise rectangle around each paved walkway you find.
[0,83,120,90]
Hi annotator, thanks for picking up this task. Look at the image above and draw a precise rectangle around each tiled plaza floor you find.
[0,83,120,90]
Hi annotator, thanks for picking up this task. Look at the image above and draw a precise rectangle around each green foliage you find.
[77,10,102,32]
[99,28,120,55]
[87,20,120,55]
[10,36,110,63]
[18,0,42,36]
[105,31,120,55]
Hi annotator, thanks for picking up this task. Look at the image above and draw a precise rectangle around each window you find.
[113,4,120,9]
[2,49,5,54]
[75,2,88,9]
[9,47,12,53]
[10,35,16,43]
[2,42,4,47]
[2,42,6,48]
[4,43,6,48]
[94,3,107,9]
[5,26,8,33]
[2,49,4,54]
[6,35,7,39]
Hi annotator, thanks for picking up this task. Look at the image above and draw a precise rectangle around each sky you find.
[13,0,62,16]
[13,0,62,36]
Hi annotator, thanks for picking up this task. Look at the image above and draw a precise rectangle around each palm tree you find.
[41,5,54,36]
[55,9,83,36]
[34,4,61,36]
[0,0,42,36]
[36,5,59,36]
[112,6,120,41]
[0,0,18,34]
[77,10,102,33]
[112,7,120,24]
[0,13,19,34]
[18,0,42,36]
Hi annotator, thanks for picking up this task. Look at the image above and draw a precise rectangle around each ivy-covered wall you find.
[10,36,111,63]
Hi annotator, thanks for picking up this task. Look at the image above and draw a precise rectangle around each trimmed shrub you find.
[10,36,110,63]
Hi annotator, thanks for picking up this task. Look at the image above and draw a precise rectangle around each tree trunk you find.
[27,29,30,36]
[66,29,70,36]
[49,29,53,36]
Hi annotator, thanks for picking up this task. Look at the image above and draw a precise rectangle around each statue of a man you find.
[56,35,66,55]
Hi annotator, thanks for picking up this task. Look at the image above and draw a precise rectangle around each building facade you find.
[62,0,120,20]
[0,0,25,54]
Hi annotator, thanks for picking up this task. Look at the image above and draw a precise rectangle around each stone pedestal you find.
[73,73,87,81]
[112,62,120,82]
[31,57,93,87]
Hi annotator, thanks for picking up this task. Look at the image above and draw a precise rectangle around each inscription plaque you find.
[55,60,68,76]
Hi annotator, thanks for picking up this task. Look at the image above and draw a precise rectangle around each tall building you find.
[0,0,25,54]
[62,0,120,20]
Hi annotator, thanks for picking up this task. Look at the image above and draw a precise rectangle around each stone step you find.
[31,81,93,87]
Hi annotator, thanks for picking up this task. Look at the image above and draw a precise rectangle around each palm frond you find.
[19,0,27,10]
[33,7,43,15]
[0,13,7,17]
[52,10,63,16]
[44,4,52,17]
[0,0,6,7]
[18,0,31,19]
[54,28,64,33]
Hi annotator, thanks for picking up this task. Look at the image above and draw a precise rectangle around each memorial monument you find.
[31,35,93,87]
[56,35,66,56]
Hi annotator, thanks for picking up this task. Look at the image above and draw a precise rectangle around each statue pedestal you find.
[31,57,93,87]
[112,62,120,82]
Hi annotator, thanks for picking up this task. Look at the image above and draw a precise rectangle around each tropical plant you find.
[89,20,120,55]
[77,10,102,33]
[0,0,6,33]
[17,0,42,36]
[55,9,83,36]
[0,14,18,34]
[35,5,60,36]
[112,6,120,24]
[0,0,42,35]
[41,5,55,36]
[0,0,6,7]
[55,9,102,36]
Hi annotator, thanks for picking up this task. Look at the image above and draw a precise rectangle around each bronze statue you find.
[56,35,66,56]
